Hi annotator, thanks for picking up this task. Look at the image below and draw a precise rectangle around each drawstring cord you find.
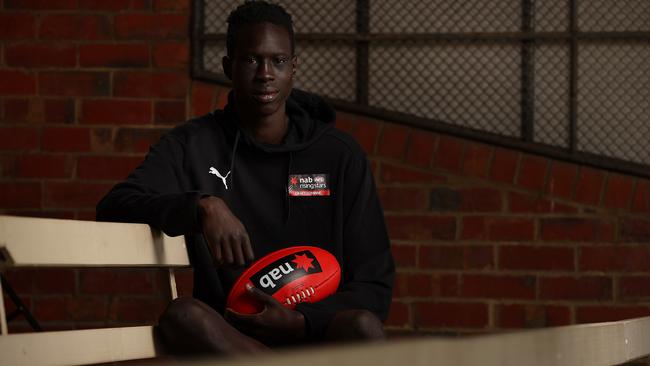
[229,130,241,190]
[285,152,293,226]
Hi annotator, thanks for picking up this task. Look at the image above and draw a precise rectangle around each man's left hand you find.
[225,285,306,345]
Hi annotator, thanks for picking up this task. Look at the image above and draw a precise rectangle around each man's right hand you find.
[198,196,254,267]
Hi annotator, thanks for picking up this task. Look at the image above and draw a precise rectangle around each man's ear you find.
[222,56,232,80]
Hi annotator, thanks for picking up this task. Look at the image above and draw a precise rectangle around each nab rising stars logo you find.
[251,251,323,294]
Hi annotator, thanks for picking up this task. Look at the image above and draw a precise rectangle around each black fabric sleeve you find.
[295,153,395,339]
[96,132,204,236]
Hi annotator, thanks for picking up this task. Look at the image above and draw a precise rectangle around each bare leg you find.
[324,309,386,342]
[157,297,269,356]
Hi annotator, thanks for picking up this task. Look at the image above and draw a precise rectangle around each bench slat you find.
[0,326,161,366]
[0,215,190,268]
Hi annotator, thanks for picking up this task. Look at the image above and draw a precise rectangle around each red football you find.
[226,246,341,314]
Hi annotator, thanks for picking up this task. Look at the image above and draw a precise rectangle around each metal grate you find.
[192,0,650,178]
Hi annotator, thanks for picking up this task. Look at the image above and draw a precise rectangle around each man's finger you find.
[213,241,223,264]
[242,233,254,263]
[232,239,245,267]
[246,284,279,306]
[222,238,234,264]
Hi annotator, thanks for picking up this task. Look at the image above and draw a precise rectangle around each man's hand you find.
[225,284,306,345]
[198,196,254,266]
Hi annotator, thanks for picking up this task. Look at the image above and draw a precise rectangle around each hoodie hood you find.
[223,88,336,153]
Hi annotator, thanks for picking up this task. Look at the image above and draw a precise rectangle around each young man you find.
[97,1,394,354]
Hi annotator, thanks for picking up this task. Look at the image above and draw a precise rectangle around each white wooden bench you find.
[0,215,190,365]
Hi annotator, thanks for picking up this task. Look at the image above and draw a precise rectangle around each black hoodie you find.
[96,89,394,339]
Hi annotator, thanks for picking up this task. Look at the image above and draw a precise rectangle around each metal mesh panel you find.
[534,45,570,147]
[578,42,650,164]
[369,41,520,137]
[195,0,650,176]
[578,0,650,32]
[369,0,520,33]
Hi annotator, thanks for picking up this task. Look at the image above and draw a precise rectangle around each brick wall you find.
[1,1,650,335]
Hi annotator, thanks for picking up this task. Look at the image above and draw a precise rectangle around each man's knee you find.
[157,297,219,354]
[326,309,385,342]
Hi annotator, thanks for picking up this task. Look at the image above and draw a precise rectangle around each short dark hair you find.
[226,1,295,57]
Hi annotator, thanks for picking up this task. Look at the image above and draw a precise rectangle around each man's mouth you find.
[251,90,279,103]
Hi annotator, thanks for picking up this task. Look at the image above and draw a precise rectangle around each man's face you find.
[223,22,296,119]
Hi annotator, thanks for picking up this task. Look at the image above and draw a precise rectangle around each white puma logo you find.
[209,167,231,189]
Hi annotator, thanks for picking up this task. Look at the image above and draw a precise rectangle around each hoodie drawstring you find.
[229,130,241,190]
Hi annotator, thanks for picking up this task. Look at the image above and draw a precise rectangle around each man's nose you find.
[255,60,274,81]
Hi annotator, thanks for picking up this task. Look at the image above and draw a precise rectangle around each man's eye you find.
[275,57,287,64]
[246,57,256,64]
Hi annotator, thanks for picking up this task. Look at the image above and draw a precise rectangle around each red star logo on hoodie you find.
[290,176,298,185]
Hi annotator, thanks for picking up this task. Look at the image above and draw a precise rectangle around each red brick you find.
[5,0,76,9]
[40,15,111,40]
[461,274,535,299]
[620,218,650,243]
[415,302,488,328]
[378,187,428,211]
[33,268,76,294]
[419,245,493,270]
[0,127,39,150]
[580,246,650,271]
[385,215,456,240]
[2,98,44,123]
[353,118,381,154]
[0,70,37,95]
[215,88,229,109]
[190,82,216,116]
[0,182,41,208]
[79,43,149,68]
[0,13,36,39]
[508,192,577,213]
[386,301,410,327]
[391,244,417,268]
[460,217,535,241]
[33,297,67,322]
[154,0,189,11]
[114,71,188,99]
[39,72,110,97]
[66,297,109,321]
[377,123,409,159]
[114,128,167,153]
[499,245,574,271]
[3,269,35,293]
[541,218,613,242]
[434,135,463,173]
[80,269,155,295]
[405,130,436,167]
[619,276,650,300]
[490,147,519,184]
[77,156,142,180]
[155,101,186,125]
[546,162,576,199]
[78,0,149,10]
[632,179,650,213]
[114,14,187,39]
[576,306,650,323]
[497,304,571,328]
[16,154,72,178]
[0,156,17,178]
[539,276,612,300]
[516,155,548,192]
[109,297,167,323]
[457,187,502,212]
[393,272,436,298]
[6,43,76,68]
[603,173,635,210]
[574,167,604,205]
[462,143,492,179]
[379,164,446,184]
[152,41,188,69]
[173,268,193,297]
[44,99,75,124]
[44,182,112,208]
[81,99,152,125]
[42,127,90,152]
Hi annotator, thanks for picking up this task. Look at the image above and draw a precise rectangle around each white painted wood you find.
[0,277,7,336]
[0,326,161,366]
[169,268,179,300]
[178,317,650,366]
[0,215,190,268]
